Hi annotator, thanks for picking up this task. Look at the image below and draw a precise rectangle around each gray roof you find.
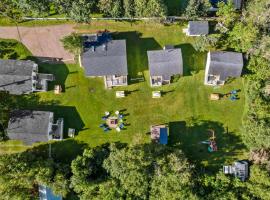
[7,110,52,145]
[188,21,209,35]
[208,51,243,81]
[147,48,183,77]
[81,40,128,76]
[0,59,35,95]
[233,0,242,9]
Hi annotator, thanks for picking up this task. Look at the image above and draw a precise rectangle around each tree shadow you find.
[175,43,206,76]
[112,31,161,84]
[169,119,246,171]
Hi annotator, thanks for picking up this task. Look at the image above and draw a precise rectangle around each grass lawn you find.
[0,21,247,171]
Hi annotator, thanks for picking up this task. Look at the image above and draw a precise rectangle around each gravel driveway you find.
[0,24,75,62]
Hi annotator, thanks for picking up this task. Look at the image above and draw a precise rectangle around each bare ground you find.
[0,24,75,62]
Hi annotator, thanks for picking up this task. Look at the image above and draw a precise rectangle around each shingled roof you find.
[81,35,128,76]
[207,51,243,81]
[147,48,183,77]
[0,59,36,95]
[188,21,209,35]
[7,110,52,145]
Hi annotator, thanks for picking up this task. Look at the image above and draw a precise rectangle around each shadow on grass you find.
[175,43,206,76]
[112,31,161,84]
[169,119,246,171]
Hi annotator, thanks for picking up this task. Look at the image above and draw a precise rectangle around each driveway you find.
[0,24,75,62]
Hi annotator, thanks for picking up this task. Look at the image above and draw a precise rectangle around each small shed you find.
[210,93,220,100]
[151,125,168,145]
[186,21,209,36]
[223,160,249,181]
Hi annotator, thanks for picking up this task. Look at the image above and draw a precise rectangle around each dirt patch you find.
[0,24,75,62]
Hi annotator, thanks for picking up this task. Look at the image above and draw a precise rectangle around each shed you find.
[223,160,249,181]
[205,51,243,86]
[186,21,209,36]
[147,47,183,86]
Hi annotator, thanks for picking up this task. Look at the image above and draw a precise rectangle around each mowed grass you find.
[0,22,247,170]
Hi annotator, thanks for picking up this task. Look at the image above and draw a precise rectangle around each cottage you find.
[7,110,63,145]
[80,32,128,89]
[0,59,54,95]
[147,46,183,87]
[223,160,249,181]
[204,51,243,86]
[150,125,168,145]
[185,21,209,36]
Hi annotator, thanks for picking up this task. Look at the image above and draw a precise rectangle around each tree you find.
[185,0,211,20]
[0,0,22,21]
[134,0,167,17]
[0,146,70,199]
[103,144,195,199]
[193,35,218,52]
[228,21,258,52]
[216,1,239,32]
[15,0,51,17]
[98,0,123,17]
[123,0,135,18]
[55,0,94,22]
[61,32,83,58]
[68,0,93,22]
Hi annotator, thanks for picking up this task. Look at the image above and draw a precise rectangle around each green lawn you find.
[0,22,247,170]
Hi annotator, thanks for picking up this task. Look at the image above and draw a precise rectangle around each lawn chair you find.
[119,114,124,119]
[116,91,125,98]
[102,116,107,120]
[119,123,125,129]
[99,123,106,128]
[103,127,110,132]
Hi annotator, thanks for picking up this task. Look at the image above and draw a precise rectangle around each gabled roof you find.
[0,59,35,95]
[207,51,243,81]
[7,110,52,145]
[147,48,183,77]
[81,36,128,76]
[188,21,209,35]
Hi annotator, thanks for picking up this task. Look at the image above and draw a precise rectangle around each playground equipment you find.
[201,129,218,152]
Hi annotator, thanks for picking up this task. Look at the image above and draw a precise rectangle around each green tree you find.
[68,0,93,22]
[185,0,211,20]
[15,0,51,17]
[216,1,239,32]
[123,0,135,17]
[98,0,123,17]
[193,35,218,52]
[134,0,167,17]
[228,21,258,52]
[61,32,83,58]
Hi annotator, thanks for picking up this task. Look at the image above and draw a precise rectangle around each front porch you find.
[105,75,128,88]
[206,74,225,86]
[151,76,170,87]
[49,118,64,141]
[33,73,55,92]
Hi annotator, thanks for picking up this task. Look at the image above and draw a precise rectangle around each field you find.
[0,21,247,171]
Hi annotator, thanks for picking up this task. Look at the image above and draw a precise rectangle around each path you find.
[0,24,75,62]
